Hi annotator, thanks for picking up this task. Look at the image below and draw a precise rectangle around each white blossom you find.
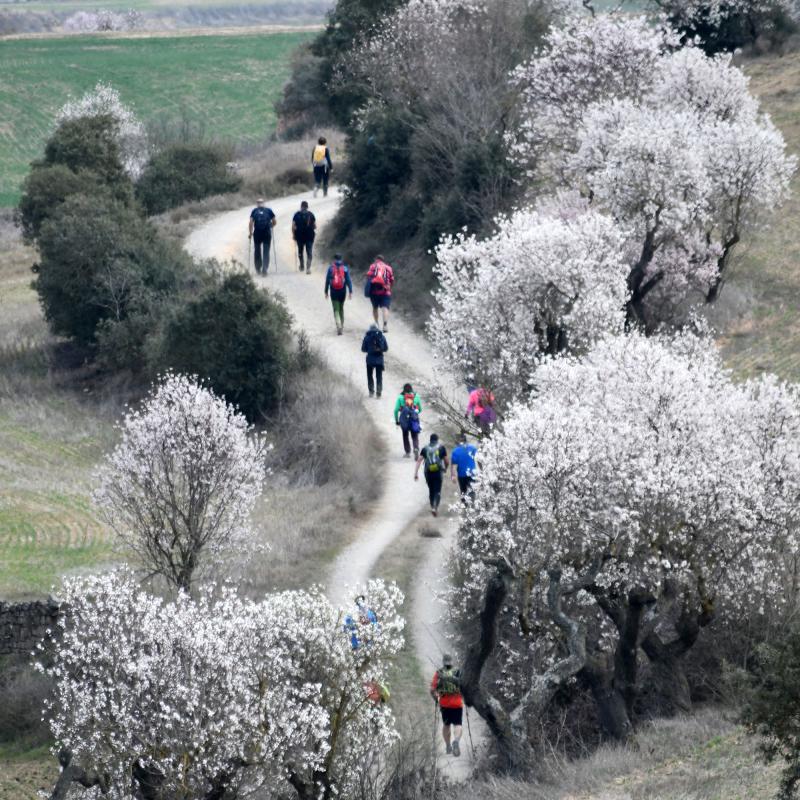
[428,200,629,402]
[512,14,796,322]
[42,572,405,800]
[92,373,267,592]
[56,82,148,179]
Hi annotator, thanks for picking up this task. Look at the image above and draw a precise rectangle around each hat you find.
[442,653,453,667]
[256,197,265,204]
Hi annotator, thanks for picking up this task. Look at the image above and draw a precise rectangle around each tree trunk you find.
[461,563,589,771]
[640,595,714,716]
[582,656,634,741]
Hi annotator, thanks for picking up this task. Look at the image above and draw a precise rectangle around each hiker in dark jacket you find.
[292,200,316,273]
[248,197,276,275]
[361,324,388,398]
[325,254,354,335]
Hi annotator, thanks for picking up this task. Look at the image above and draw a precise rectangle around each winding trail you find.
[186,189,483,780]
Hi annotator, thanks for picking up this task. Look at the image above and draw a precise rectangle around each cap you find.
[256,197,265,204]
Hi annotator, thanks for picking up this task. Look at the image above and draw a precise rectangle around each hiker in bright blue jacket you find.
[450,432,478,503]
[324,254,353,335]
[361,323,388,398]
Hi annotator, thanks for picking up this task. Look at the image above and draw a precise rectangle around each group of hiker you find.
[344,594,467,758]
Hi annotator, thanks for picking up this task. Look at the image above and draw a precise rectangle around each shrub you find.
[44,114,130,188]
[34,193,189,347]
[17,163,127,243]
[17,115,134,243]
[0,655,51,746]
[136,143,242,215]
[158,271,294,421]
[743,626,800,799]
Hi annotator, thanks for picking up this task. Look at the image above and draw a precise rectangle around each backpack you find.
[313,144,327,166]
[331,264,346,291]
[252,207,272,232]
[437,667,461,696]
[424,445,443,473]
[295,209,314,239]
[398,394,418,428]
[370,261,389,289]
[369,331,384,354]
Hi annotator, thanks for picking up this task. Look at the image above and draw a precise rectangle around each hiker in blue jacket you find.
[324,254,354,335]
[450,432,478,503]
[361,323,388,398]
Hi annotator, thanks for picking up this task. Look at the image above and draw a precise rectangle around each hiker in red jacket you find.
[430,653,464,756]
[365,255,395,333]
[324,254,354,335]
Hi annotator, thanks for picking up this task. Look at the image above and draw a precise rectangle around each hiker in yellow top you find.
[312,136,333,198]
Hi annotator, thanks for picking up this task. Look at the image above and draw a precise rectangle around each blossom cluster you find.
[512,14,796,311]
[56,82,148,179]
[92,373,268,591]
[452,330,800,693]
[41,571,405,799]
[429,200,629,401]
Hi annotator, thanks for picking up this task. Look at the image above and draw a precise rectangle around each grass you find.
[0,743,57,800]
[0,216,118,599]
[0,29,312,206]
[466,707,781,800]
[719,50,800,382]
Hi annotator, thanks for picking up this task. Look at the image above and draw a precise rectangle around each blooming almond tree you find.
[92,373,268,592]
[452,331,800,764]
[512,14,796,328]
[42,571,404,800]
[428,200,629,403]
[57,82,148,179]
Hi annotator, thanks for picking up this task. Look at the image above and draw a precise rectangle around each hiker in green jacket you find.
[393,383,422,459]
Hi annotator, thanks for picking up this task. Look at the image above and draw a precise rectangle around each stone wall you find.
[0,599,62,657]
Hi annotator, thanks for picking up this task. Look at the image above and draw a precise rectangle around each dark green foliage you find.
[276,0,408,130]
[742,627,800,799]
[44,114,129,187]
[17,164,127,243]
[136,143,242,216]
[17,115,133,242]
[34,194,189,348]
[159,271,294,421]
[0,656,51,747]
[668,2,798,54]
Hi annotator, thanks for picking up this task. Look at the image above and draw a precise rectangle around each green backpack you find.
[437,667,461,696]
[424,446,442,473]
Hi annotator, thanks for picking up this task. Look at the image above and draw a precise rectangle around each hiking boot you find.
[403,452,411,459]
[376,392,381,398]
[452,740,460,757]
[383,322,388,332]
[413,447,419,459]
[369,391,374,397]
[313,187,318,198]
[432,508,438,517]
[306,268,311,275]
[446,743,452,755]
[337,327,343,336]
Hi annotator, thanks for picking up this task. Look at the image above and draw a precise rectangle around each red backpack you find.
[331,263,346,291]
[370,261,389,288]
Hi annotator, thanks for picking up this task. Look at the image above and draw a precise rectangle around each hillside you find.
[0,29,312,205]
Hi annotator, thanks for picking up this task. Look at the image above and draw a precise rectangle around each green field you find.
[0,29,311,206]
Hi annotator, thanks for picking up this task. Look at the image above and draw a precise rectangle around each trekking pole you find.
[465,706,477,761]
[272,235,279,274]
[430,701,439,800]
[247,236,251,271]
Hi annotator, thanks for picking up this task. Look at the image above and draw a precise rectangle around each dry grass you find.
[718,51,800,381]
[465,707,780,800]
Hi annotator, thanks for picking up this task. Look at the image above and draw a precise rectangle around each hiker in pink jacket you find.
[466,387,496,433]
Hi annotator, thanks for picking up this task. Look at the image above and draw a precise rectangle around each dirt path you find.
[186,189,483,780]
